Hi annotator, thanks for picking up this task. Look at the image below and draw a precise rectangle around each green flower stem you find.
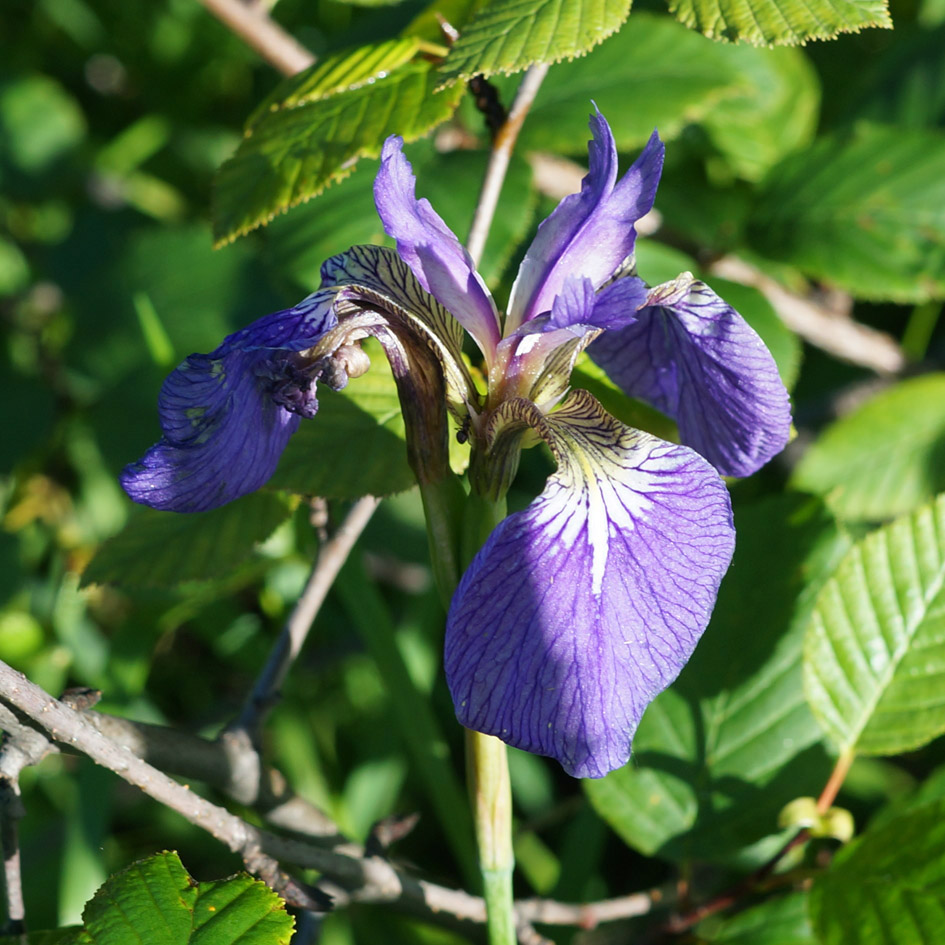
[466,728,516,945]
[422,477,517,944]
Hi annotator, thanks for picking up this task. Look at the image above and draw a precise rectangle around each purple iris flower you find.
[123,108,790,778]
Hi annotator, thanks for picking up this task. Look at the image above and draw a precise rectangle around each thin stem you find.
[196,0,315,76]
[466,63,550,267]
[0,780,25,933]
[467,729,516,945]
[233,495,380,737]
[817,749,855,815]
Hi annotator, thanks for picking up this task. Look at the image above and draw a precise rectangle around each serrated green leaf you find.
[804,494,945,757]
[212,63,463,245]
[669,0,891,46]
[586,495,844,863]
[518,14,746,152]
[701,892,815,944]
[268,338,415,499]
[246,39,423,131]
[701,45,820,181]
[792,375,945,523]
[438,0,631,83]
[810,799,945,945]
[63,852,293,945]
[82,492,293,589]
[750,124,945,303]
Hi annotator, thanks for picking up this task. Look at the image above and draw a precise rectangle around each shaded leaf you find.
[519,14,745,152]
[792,374,945,522]
[810,799,945,945]
[268,338,416,499]
[701,892,815,944]
[213,63,463,245]
[803,493,945,756]
[750,124,945,303]
[669,0,891,45]
[63,851,293,944]
[82,492,293,589]
[438,0,631,83]
[586,495,844,862]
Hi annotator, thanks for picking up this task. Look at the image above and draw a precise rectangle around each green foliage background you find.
[2,0,945,941]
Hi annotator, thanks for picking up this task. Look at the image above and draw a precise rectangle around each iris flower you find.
[123,109,790,778]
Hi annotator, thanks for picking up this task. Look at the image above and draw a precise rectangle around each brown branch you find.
[0,666,666,938]
[466,63,551,266]
[230,495,380,747]
[195,0,315,77]
[710,256,907,375]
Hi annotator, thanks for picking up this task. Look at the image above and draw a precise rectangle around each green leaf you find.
[701,892,815,944]
[586,495,844,862]
[803,493,945,757]
[810,799,945,945]
[844,24,945,128]
[81,492,293,589]
[518,14,746,152]
[792,374,945,522]
[750,124,945,303]
[268,338,416,499]
[700,45,820,181]
[669,0,891,46]
[63,851,293,944]
[246,39,423,131]
[437,0,631,84]
[212,63,463,245]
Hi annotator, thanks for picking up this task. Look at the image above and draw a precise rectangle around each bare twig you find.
[466,64,551,266]
[195,0,315,76]
[232,495,381,741]
[710,256,907,375]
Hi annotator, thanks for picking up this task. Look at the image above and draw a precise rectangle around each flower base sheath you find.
[123,108,791,778]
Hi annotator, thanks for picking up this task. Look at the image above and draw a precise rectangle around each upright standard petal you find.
[121,292,337,513]
[589,275,792,477]
[374,137,500,360]
[505,111,663,332]
[445,391,734,778]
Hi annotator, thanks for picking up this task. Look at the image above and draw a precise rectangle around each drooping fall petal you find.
[121,292,337,513]
[590,275,792,477]
[445,391,734,778]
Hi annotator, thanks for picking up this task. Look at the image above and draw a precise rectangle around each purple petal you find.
[374,137,500,359]
[445,391,734,778]
[590,276,792,478]
[506,111,663,332]
[121,292,337,512]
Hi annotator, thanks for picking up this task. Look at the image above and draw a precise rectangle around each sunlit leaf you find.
[81,492,293,589]
[669,0,891,45]
[750,124,945,302]
[810,799,945,945]
[63,851,293,944]
[586,495,843,862]
[213,63,463,245]
[246,39,423,131]
[793,374,945,522]
[804,494,945,757]
[438,0,631,83]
